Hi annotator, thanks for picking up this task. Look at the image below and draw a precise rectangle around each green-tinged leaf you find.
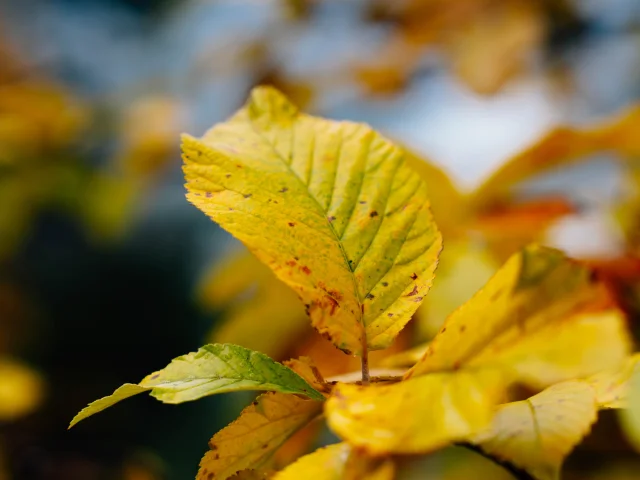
[141,344,324,403]
[470,381,598,480]
[325,368,507,455]
[587,353,640,408]
[272,443,394,480]
[183,86,442,355]
[69,344,324,428]
[406,245,631,389]
[69,384,148,429]
[197,392,322,480]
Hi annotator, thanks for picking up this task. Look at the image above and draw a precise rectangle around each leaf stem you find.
[361,344,370,385]
[458,443,536,480]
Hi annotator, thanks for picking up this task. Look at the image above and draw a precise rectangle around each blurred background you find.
[0,0,639,479]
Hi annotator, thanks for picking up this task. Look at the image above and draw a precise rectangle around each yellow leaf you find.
[404,149,466,241]
[587,353,640,409]
[183,86,442,355]
[470,381,598,480]
[197,392,322,480]
[406,245,631,389]
[413,239,498,339]
[282,356,328,394]
[272,443,394,480]
[325,368,506,455]
[0,357,44,421]
[69,383,148,429]
[200,250,309,359]
[446,0,544,95]
[620,367,640,452]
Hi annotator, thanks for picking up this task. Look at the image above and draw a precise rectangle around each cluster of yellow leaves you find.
[73,87,640,480]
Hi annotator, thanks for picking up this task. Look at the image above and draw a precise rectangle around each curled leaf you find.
[183,86,442,355]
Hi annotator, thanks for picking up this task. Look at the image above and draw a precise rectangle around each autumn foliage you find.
[70,87,640,480]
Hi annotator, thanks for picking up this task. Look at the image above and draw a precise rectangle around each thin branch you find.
[361,344,370,385]
[458,443,536,480]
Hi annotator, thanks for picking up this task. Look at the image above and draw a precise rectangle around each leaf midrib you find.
[245,113,366,335]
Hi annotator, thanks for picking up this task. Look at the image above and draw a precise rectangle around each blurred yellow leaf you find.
[472,104,640,210]
[587,354,640,409]
[197,392,323,480]
[272,443,394,480]
[404,150,466,240]
[0,83,86,159]
[200,250,309,360]
[118,95,183,178]
[325,368,506,455]
[183,86,442,355]
[620,368,640,452]
[406,245,631,389]
[470,381,598,480]
[471,198,576,263]
[446,0,544,95]
[0,357,44,421]
[414,239,497,339]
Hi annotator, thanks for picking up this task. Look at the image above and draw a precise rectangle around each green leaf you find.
[140,344,324,403]
[182,86,442,355]
[69,344,324,428]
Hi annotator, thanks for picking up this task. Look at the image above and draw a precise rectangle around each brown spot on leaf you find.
[286,260,297,267]
[225,173,231,178]
[328,290,342,301]
[406,285,419,296]
[369,211,378,218]
[382,282,388,287]
[387,313,394,317]
[288,222,296,227]
[328,215,336,222]
[359,200,366,204]
[243,193,252,199]
[262,444,269,449]
[460,325,467,333]
[205,192,212,198]
[301,265,311,275]
[279,187,288,193]
[366,293,375,300]
[209,442,218,450]
[410,273,418,280]
[150,374,160,380]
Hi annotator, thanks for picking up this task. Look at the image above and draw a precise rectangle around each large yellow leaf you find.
[325,368,506,455]
[470,381,598,480]
[69,344,324,428]
[406,245,631,389]
[197,392,322,480]
[199,250,308,359]
[272,443,394,480]
[182,86,442,355]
